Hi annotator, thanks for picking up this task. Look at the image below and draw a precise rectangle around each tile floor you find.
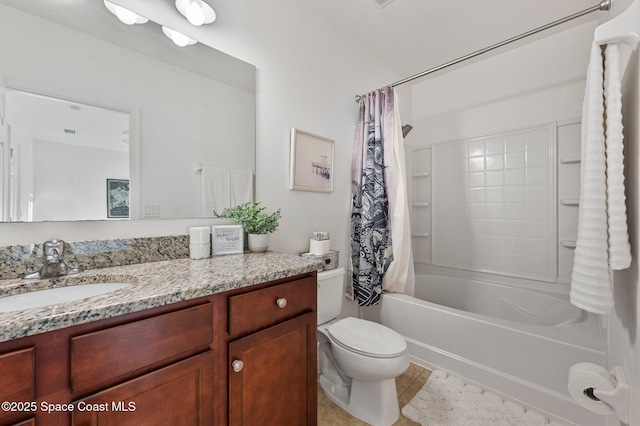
[318,363,432,425]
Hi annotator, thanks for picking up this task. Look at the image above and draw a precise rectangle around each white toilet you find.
[317,268,410,426]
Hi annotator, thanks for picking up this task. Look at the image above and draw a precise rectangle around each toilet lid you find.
[327,317,407,358]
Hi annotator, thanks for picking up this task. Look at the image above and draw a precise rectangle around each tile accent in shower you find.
[432,124,557,282]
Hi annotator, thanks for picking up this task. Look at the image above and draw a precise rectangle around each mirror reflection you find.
[0,0,256,222]
[5,90,130,222]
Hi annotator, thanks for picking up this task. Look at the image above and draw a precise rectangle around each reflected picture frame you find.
[289,128,334,193]
[106,179,130,218]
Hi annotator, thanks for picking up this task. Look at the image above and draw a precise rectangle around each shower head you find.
[402,124,413,138]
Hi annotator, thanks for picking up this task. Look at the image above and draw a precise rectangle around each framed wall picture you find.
[212,225,244,255]
[106,179,130,218]
[289,128,334,193]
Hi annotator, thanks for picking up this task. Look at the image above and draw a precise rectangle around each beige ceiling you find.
[295,0,603,81]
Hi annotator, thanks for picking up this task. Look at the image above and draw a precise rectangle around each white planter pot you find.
[248,233,269,253]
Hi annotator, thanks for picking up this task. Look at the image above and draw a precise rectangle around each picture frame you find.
[290,128,334,193]
[212,225,244,255]
[106,179,130,218]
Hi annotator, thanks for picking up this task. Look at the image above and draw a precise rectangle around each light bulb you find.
[186,1,205,26]
[114,5,138,25]
[103,0,149,25]
[175,0,216,26]
[172,32,190,47]
[162,26,197,47]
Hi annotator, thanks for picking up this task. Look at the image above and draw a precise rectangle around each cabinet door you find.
[228,312,317,426]
[0,348,34,426]
[72,351,213,426]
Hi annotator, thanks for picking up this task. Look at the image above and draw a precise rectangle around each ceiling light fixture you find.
[103,0,149,25]
[175,0,216,26]
[162,26,197,47]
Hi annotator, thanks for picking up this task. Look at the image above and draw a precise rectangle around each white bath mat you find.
[402,370,565,425]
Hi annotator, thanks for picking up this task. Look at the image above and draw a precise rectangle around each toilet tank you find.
[317,268,346,325]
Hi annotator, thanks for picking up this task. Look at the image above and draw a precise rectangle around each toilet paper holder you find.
[592,366,629,424]
[570,364,629,424]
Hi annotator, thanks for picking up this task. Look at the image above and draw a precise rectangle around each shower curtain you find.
[348,87,414,306]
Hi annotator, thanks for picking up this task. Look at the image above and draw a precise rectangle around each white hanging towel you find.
[229,169,254,207]
[201,166,231,217]
[570,42,631,315]
[201,166,255,217]
[604,44,632,270]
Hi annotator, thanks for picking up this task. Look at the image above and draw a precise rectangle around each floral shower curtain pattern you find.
[349,87,413,306]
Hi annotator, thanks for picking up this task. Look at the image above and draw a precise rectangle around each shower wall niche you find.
[410,121,581,286]
[410,148,432,263]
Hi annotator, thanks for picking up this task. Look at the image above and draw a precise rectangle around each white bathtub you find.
[362,274,607,426]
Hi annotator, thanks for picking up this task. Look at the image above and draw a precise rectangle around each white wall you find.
[611,49,640,426]
[32,141,128,221]
[407,20,597,147]
[608,2,640,424]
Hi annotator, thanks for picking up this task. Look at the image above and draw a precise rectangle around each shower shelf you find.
[412,202,430,207]
[560,240,577,249]
[560,156,581,164]
[560,199,580,206]
[412,172,431,177]
[412,233,431,238]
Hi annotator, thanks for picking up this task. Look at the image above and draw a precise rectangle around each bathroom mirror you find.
[0,0,256,222]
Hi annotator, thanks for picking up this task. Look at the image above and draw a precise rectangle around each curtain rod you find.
[355,0,610,102]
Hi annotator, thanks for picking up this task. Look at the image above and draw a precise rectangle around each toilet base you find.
[320,375,400,426]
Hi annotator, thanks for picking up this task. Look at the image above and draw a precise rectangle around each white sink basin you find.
[0,283,131,313]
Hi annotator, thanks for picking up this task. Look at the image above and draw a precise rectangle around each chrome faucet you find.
[25,239,82,279]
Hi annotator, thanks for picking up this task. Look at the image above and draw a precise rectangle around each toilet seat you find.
[327,317,407,358]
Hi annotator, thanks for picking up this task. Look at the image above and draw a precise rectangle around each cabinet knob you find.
[276,297,287,308]
[232,360,244,373]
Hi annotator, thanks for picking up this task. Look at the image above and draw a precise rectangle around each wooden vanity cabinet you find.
[0,271,318,426]
[221,273,318,426]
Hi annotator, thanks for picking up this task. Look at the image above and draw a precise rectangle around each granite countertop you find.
[0,252,322,343]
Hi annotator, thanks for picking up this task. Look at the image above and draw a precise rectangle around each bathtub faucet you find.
[24,239,83,279]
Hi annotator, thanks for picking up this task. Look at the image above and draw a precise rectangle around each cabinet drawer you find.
[71,303,213,393]
[0,347,34,423]
[228,275,316,337]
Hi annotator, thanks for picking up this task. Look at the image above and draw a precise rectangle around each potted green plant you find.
[214,202,281,252]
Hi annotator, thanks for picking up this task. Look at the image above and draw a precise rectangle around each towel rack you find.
[560,156,581,164]
[595,0,640,50]
[194,163,255,176]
